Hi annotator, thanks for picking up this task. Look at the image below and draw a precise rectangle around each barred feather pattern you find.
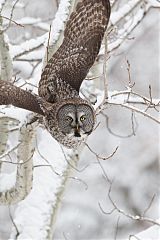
[0,80,44,115]
[38,0,111,102]
[0,0,111,148]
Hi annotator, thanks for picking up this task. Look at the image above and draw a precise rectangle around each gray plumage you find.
[0,0,111,148]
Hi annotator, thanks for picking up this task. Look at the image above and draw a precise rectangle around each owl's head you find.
[57,102,95,138]
[40,98,95,148]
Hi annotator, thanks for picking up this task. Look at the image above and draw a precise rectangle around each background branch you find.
[0,0,159,239]
[0,117,36,204]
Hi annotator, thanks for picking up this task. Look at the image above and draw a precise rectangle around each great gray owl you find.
[0,0,111,148]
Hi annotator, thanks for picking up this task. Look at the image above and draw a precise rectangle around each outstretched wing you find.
[0,80,44,115]
[39,0,111,101]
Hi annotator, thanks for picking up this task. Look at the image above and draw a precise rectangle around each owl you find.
[0,0,111,148]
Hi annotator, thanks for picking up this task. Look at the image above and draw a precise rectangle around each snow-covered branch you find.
[0,17,12,80]
[0,119,36,205]
[9,1,80,239]
[107,90,160,124]
[129,223,160,240]
[0,12,13,172]
[104,0,160,53]
[43,0,77,67]
[0,0,159,239]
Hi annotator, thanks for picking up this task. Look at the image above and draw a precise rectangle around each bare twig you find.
[85,143,119,161]
[1,15,24,27]
[103,34,109,100]
[9,207,19,239]
[13,42,44,60]
[47,24,52,64]
[98,202,116,215]
[126,59,135,89]
[0,143,20,160]
[101,112,138,138]
[115,216,120,240]
[107,1,152,53]
[69,176,88,190]
[36,138,60,176]
[0,122,36,205]
[142,194,156,217]
[97,156,111,183]
[110,90,160,109]
[108,102,160,124]
[100,182,160,227]
[85,143,119,184]
[2,0,20,32]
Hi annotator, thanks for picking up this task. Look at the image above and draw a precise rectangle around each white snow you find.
[0,172,16,192]
[110,0,142,25]
[10,34,47,60]
[10,128,72,239]
[130,224,160,240]
[0,0,159,239]
[48,0,71,46]
[0,107,31,126]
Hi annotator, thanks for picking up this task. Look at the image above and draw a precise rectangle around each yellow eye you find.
[80,115,86,121]
[66,116,73,121]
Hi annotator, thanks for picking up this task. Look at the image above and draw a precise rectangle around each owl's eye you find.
[65,116,73,122]
[80,115,86,122]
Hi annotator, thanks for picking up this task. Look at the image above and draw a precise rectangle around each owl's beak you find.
[74,124,81,137]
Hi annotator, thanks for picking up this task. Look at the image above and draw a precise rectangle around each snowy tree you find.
[0,0,159,239]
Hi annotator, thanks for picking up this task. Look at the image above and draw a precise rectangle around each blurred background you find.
[53,8,159,239]
[0,0,159,239]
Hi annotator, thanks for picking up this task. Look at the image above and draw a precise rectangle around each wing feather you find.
[0,80,44,115]
[39,0,111,99]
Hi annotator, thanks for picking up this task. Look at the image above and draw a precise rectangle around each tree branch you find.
[0,121,36,205]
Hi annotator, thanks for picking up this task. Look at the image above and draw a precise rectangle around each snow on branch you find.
[43,0,76,67]
[0,0,159,238]
[95,55,160,125]
[9,131,75,239]
[95,88,160,125]
[129,223,160,240]
[98,166,160,238]
[110,0,142,26]
[9,0,79,239]
[9,0,75,63]
[0,119,36,204]
[107,90,160,124]
[102,0,160,53]
[0,12,13,171]
[0,117,9,173]
[0,16,12,81]
[148,0,160,8]
[11,35,46,60]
